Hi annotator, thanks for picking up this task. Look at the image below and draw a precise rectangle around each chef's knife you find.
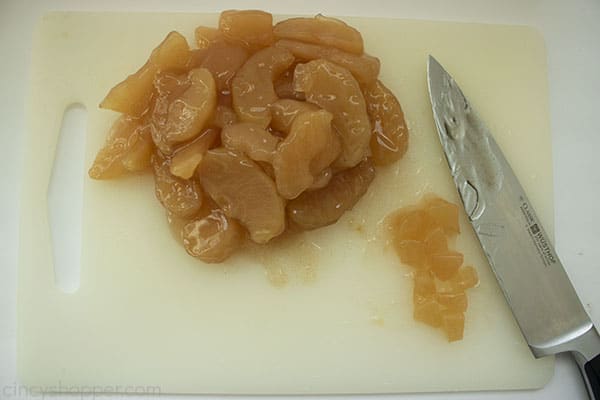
[427,55,600,398]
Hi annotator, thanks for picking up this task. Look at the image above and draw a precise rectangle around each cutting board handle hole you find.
[48,103,87,294]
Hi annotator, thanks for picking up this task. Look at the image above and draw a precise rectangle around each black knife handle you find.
[585,353,600,399]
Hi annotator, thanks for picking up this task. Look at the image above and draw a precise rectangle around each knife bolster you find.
[531,324,600,359]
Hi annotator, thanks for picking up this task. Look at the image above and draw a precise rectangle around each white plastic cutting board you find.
[18,12,554,394]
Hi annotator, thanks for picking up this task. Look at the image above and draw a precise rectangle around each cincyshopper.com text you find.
[2,382,161,399]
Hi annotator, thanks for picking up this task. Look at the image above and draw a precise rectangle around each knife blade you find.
[427,55,600,398]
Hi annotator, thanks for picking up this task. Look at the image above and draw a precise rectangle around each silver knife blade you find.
[426,55,600,367]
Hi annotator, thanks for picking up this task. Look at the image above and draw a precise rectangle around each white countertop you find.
[1,0,599,399]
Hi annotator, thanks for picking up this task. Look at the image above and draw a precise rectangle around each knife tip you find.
[426,55,448,96]
[427,55,441,73]
[427,55,439,94]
